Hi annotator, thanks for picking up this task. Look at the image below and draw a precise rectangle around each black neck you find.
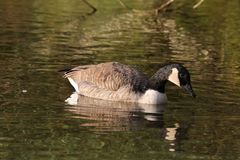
[149,79,167,93]
[148,66,172,93]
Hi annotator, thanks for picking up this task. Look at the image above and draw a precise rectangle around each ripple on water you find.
[0,0,240,159]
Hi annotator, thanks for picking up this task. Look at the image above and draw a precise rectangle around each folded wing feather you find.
[64,62,149,101]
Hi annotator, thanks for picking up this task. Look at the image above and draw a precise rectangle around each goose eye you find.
[179,73,183,78]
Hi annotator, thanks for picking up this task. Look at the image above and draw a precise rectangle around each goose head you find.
[150,63,196,97]
[167,64,196,97]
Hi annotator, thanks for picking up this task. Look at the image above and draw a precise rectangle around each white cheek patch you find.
[168,68,180,87]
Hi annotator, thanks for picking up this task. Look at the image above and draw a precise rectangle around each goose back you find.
[64,62,149,93]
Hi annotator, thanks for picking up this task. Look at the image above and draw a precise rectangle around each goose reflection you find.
[65,92,165,132]
[65,93,185,151]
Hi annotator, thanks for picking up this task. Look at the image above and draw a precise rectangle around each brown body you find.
[64,62,152,103]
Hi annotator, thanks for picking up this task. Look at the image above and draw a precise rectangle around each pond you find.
[0,0,239,159]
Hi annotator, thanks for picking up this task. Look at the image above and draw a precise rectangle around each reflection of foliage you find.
[0,0,240,159]
[173,0,240,82]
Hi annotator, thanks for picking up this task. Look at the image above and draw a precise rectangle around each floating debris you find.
[22,90,27,93]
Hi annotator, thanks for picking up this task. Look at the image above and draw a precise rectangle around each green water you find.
[0,0,239,159]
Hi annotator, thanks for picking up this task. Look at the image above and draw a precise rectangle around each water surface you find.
[0,0,239,160]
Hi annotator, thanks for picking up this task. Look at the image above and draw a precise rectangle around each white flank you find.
[68,78,80,93]
[138,89,167,104]
[65,92,79,105]
[168,68,180,87]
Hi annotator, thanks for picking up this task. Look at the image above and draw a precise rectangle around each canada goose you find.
[63,62,196,104]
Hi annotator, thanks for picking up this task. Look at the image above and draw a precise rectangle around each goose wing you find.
[64,62,149,92]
